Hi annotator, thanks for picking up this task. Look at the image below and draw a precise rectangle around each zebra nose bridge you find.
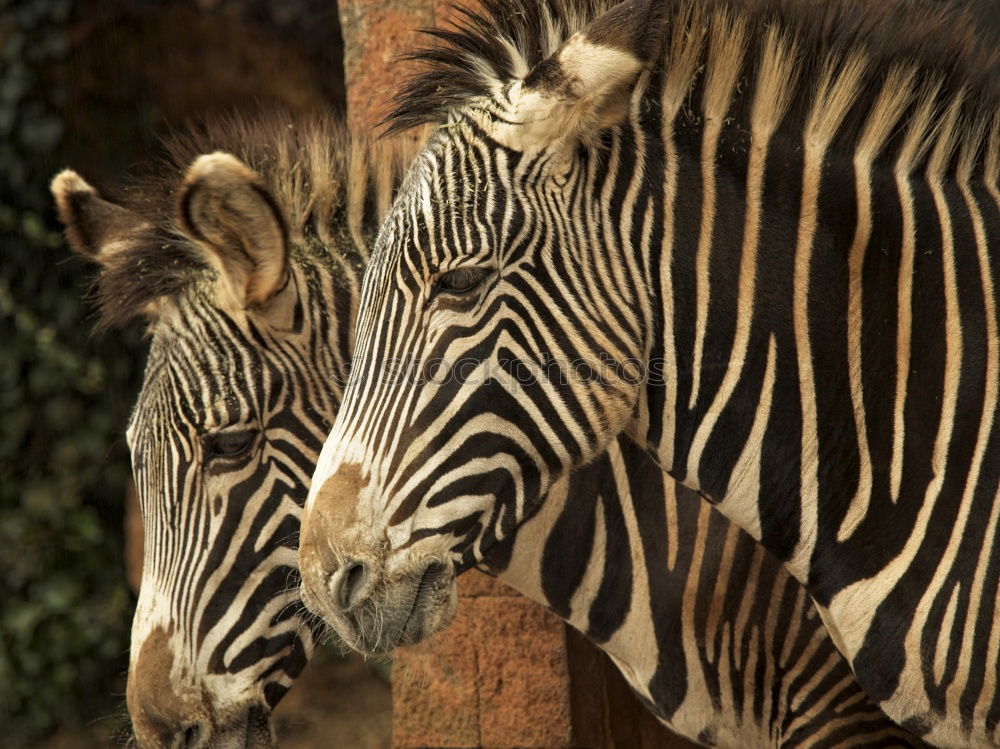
[300,462,379,600]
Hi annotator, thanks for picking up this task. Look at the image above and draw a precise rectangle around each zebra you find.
[298,0,1000,746]
[51,113,380,749]
[50,112,923,747]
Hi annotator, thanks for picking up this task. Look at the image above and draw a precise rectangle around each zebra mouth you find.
[401,562,447,642]
[344,561,456,656]
[212,705,273,749]
[245,706,272,748]
[298,537,459,657]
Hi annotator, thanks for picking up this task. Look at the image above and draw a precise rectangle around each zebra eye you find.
[203,430,256,461]
[435,266,491,295]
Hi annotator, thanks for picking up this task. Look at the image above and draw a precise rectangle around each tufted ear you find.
[176,152,289,308]
[51,170,152,265]
[493,0,663,153]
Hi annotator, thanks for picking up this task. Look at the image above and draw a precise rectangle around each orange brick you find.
[392,622,480,748]
[434,0,484,30]
[471,598,575,748]
[457,570,515,598]
[339,0,435,135]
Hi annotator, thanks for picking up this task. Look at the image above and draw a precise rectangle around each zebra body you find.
[52,114,920,746]
[504,439,923,747]
[300,1,1000,745]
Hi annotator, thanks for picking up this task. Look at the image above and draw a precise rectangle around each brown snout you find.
[127,627,273,748]
[299,465,458,655]
[127,627,208,748]
[299,464,372,620]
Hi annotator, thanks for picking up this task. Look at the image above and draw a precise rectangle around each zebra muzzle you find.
[300,547,458,656]
[299,464,459,655]
[210,705,274,749]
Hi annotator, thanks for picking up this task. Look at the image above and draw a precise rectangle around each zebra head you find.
[300,0,663,654]
[52,116,364,748]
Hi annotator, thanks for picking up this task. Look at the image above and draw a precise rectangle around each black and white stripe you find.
[302,1,1000,745]
[57,113,927,746]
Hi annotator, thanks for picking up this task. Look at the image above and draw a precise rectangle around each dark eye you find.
[203,430,256,461]
[435,266,491,295]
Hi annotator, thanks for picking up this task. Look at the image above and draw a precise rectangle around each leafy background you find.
[0,0,346,743]
[1,1,138,742]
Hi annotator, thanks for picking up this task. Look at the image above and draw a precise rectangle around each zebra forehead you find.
[129,313,260,434]
[372,156,438,258]
[382,128,496,225]
[393,144,439,201]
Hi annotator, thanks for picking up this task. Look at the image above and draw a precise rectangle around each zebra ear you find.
[51,170,151,265]
[176,152,289,309]
[497,0,663,152]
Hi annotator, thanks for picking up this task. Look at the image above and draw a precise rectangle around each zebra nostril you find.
[332,559,370,611]
[180,720,208,749]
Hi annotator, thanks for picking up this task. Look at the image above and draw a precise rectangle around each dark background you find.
[0,0,347,744]
[1,0,999,746]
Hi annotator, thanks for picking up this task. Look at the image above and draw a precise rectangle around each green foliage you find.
[0,0,71,212]
[0,211,145,742]
[0,0,145,742]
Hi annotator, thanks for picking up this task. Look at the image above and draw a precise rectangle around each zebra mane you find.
[387,0,1000,173]
[93,111,418,329]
